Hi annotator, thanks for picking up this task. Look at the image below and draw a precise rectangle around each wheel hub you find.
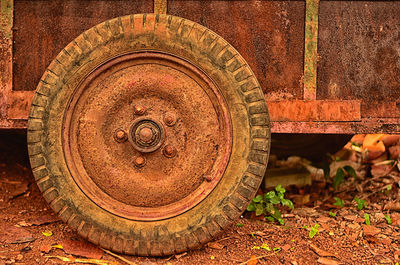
[63,52,232,221]
[129,118,164,153]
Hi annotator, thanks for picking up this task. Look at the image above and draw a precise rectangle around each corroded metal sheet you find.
[0,0,13,128]
[1,0,400,134]
[267,100,361,122]
[271,120,400,134]
[12,0,153,91]
[168,0,305,100]
[318,1,400,120]
[154,0,167,14]
[7,91,34,120]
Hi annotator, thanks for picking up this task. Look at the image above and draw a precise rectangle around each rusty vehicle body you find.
[1,0,400,257]
[1,0,399,134]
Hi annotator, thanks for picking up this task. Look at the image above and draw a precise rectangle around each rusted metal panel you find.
[317,1,400,115]
[1,0,399,134]
[7,91,34,120]
[12,0,153,91]
[0,0,13,128]
[168,0,305,100]
[271,120,400,135]
[154,0,167,14]
[362,102,400,119]
[267,100,361,122]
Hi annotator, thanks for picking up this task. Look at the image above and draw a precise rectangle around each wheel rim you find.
[62,51,232,221]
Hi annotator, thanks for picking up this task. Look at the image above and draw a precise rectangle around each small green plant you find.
[236,223,244,227]
[261,243,270,251]
[354,197,367,210]
[273,247,281,252]
[333,197,345,208]
[364,213,370,225]
[382,185,392,195]
[331,165,357,189]
[384,214,392,225]
[247,185,294,225]
[333,168,345,189]
[343,165,357,179]
[329,211,336,217]
[308,224,320,239]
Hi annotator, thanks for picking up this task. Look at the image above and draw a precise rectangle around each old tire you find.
[27,14,270,256]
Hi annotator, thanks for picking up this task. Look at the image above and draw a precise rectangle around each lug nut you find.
[134,156,146,167]
[134,105,146,115]
[164,114,176,126]
[163,145,177,158]
[114,129,127,143]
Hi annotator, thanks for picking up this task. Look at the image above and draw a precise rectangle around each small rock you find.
[15,254,23,261]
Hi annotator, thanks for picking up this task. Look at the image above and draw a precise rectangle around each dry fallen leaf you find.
[0,224,35,244]
[7,181,29,200]
[362,224,381,237]
[30,215,60,226]
[384,201,400,211]
[316,217,331,223]
[363,134,386,152]
[46,255,121,265]
[282,244,291,251]
[102,248,136,265]
[61,240,103,259]
[317,257,341,265]
[40,245,52,253]
[42,231,53,237]
[248,255,258,265]
[207,241,225,250]
[309,244,335,257]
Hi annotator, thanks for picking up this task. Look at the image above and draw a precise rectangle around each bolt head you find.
[163,145,176,158]
[134,156,146,167]
[164,114,176,126]
[114,129,127,143]
[134,105,146,115]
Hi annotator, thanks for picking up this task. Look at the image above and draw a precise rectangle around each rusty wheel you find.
[27,14,270,256]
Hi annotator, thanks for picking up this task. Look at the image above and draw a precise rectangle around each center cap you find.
[138,127,154,143]
[128,118,165,153]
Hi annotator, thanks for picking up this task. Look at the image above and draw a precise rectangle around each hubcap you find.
[63,52,232,221]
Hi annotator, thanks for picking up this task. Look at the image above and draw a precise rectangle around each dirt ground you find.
[1,131,399,265]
